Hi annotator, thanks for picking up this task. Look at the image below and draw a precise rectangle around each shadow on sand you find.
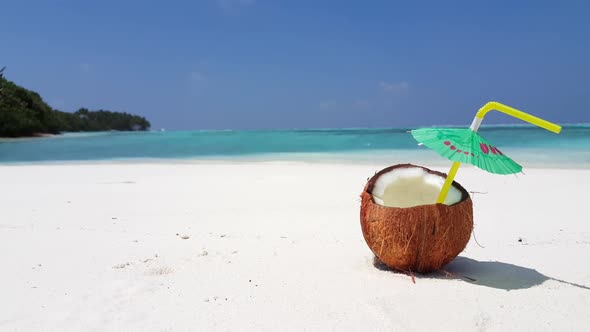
[373,256,590,291]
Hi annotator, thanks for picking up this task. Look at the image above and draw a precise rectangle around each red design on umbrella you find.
[491,146,503,155]
[480,143,489,154]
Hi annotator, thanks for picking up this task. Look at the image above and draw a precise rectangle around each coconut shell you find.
[360,164,473,273]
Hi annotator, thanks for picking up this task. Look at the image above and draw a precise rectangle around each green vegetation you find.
[0,68,150,137]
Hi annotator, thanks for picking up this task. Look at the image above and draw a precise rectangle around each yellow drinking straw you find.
[436,101,562,204]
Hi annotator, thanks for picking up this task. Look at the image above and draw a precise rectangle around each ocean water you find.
[0,125,589,168]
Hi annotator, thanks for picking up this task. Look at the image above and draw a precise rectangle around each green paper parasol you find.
[410,128,522,175]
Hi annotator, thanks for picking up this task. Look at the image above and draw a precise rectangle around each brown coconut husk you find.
[360,164,473,273]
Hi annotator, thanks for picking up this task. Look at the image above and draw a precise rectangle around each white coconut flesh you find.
[371,167,463,208]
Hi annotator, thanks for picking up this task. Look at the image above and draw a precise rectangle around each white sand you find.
[1,162,589,331]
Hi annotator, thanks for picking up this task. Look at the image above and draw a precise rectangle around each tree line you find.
[0,68,151,137]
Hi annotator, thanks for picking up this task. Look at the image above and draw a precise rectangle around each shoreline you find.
[0,157,588,170]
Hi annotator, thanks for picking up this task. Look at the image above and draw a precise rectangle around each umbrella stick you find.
[436,161,461,204]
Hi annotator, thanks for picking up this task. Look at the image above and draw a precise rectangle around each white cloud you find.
[353,99,371,110]
[187,71,208,97]
[379,81,409,94]
[79,63,93,72]
[189,71,206,82]
[319,100,337,110]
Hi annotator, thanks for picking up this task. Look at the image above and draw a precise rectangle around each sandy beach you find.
[1,161,589,331]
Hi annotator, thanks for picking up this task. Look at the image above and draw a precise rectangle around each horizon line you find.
[148,122,589,132]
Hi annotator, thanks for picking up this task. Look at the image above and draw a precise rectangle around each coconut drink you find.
[360,101,561,274]
[360,164,473,273]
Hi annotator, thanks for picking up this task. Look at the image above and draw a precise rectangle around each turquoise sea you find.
[1,125,589,168]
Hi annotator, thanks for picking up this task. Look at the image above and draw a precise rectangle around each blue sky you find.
[2,0,589,130]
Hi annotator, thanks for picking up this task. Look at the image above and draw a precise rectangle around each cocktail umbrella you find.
[410,101,562,204]
[411,127,522,175]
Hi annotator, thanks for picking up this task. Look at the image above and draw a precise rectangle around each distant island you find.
[0,67,150,138]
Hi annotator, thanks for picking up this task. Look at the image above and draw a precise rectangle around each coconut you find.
[360,164,473,273]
